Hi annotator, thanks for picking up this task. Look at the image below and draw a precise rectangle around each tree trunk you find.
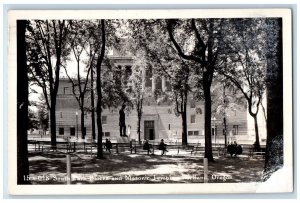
[80,107,85,139]
[253,115,261,150]
[17,20,30,184]
[264,18,283,179]
[223,117,227,148]
[223,84,228,148]
[181,100,188,146]
[50,99,57,148]
[137,114,141,144]
[91,69,96,140]
[96,104,103,159]
[96,78,103,158]
[96,19,106,159]
[137,98,143,144]
[203,77,214,161]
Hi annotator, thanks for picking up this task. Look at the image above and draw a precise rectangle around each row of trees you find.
[27,97,49,133]
[18,20,113,184]
[127,18,279,160]
[17,17,283,183]
[26,20,124,145]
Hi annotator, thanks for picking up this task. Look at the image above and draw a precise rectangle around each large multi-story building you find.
[54,48,266,145]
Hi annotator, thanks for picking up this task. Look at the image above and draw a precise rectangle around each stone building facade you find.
[54,49,265,145]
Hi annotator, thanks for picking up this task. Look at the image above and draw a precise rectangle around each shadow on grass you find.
[206,156,265,183]
[28,151,264,184]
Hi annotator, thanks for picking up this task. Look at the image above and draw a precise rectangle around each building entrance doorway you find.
[144,120,155,140]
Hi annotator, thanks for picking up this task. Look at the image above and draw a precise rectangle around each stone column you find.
[152,75,156,93]
[142,66,146,91]
[162,76,166,92]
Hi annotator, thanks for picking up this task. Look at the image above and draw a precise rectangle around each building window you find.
[196,107,202,114]
[125,66,132,80]
[155,77,162,90]
[145,67,152,87]
[63,87,69,95]
[212,127,216,136]
[60,112,63,118]
[188,131,200,136]
[59,128,64,135]
[190,101,196,108]
[168,124,171,130]
[191,115,196,124]
[102,132,110,137]
[70,127,75,136]
[165,80,171,91]
[115,66,122,86]
[83,127,86,136]
[102,116,107,124]
[233,125,239,135]
[194,131,199,136]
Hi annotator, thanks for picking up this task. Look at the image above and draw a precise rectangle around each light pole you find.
[76,112,78,139]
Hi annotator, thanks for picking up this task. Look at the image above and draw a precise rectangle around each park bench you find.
[73,141,119,156]
[28,140,40,151]
[57,141,75,152]
[115,143,131,154]
[72,141,97,153]
[249,146,266,158]
[27,140,52,152]
[60,141,130,155]
[130,143,147,154]
[130,143,167,155]
[130,143,161,155]
[28,139,76,153]
[129,141,155,155]
[165,144,194,155]
[129,141,195,155]
[190,145,226,157]
[238,145,253,158]
[213,146,227,157]
[218,144,265,158]
[60,138,111,154]
[191,146,205,155]
[45,141,75,153]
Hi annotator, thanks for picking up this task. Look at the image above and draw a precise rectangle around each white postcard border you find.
[7,9,293,195]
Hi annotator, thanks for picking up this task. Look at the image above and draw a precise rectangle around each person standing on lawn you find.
[119,104,127,137]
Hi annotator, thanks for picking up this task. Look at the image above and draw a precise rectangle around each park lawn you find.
[27,150,264,184]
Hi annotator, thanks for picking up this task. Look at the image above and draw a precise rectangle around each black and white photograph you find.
[8,9,293,195]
